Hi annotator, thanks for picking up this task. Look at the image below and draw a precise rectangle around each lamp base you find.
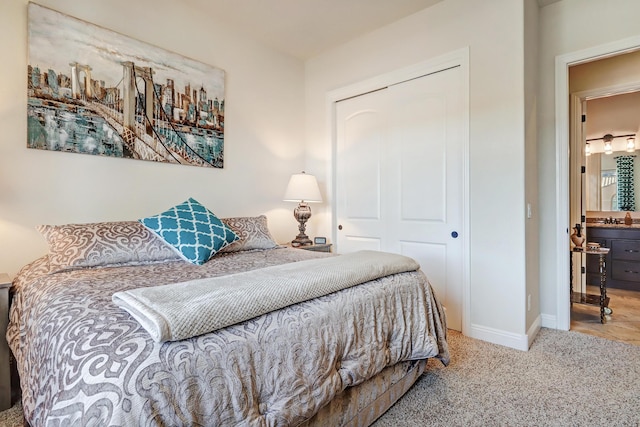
[291,235,313,246]
[292,202,313,246]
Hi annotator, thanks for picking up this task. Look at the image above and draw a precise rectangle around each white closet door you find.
[335,88,387,254]
[335,66,464,331]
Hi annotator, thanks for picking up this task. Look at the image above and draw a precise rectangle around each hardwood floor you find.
[571,286,640,346]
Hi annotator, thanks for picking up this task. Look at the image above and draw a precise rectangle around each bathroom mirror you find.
[585,150,640,211]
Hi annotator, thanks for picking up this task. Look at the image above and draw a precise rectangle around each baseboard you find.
[540,313,557,329]
[526,315,542,349]
[468,324,530,351]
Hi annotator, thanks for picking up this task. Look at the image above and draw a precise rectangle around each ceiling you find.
[180,0,563,60]
[586,91,640,153]
[181,0,443,59]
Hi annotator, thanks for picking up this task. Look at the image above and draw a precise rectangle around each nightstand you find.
[287,243,333,253]
[0,273,11,410]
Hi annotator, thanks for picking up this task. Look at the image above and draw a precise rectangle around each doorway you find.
[557,42,640,337]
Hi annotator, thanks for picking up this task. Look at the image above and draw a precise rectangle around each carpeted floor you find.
[374,328,640,426]
[1,328,638,426]
[0,401,22,427]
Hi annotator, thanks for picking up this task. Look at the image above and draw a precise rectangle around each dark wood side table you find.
[0,273,11,410]
[286,243,333,253]
[570,247,611,323]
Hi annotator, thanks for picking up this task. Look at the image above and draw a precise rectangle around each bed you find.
[7,209,449,426]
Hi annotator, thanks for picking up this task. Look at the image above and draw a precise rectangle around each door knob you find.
[451,231,459,238]
[338,225,343,230]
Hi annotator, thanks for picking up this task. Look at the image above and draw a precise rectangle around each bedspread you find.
[7,247,448,426]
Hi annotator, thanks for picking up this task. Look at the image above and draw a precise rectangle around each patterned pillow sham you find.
[37,221,182,273]
[218,215,278,253]
[139,198,239,265]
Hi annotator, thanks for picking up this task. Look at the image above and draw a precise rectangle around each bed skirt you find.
[303,359,428,427]
[7,359,427,427]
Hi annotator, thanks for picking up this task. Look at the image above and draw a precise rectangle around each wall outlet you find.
[527,203,532,219]
[527,294,531,311]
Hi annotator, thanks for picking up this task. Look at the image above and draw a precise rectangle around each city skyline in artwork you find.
[27,3,226,168]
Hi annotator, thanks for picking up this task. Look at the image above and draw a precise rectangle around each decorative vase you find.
[570,223,585,248]
[625,212,633,226]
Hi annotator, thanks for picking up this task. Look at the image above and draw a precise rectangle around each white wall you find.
[538,0,640,325]
[0,0,306,275]
[305,0,530,347]
[524,0,541,337]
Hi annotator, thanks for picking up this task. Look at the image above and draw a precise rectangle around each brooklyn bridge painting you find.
[27,3,225,168]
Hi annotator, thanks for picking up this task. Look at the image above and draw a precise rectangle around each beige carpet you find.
[374,328,640,426]
[0,402,22,427]
[1,328,638,426]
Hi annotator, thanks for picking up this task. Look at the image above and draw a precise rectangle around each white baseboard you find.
[540,313,558,329]
[527,315,542,348]
[469,324,530,351]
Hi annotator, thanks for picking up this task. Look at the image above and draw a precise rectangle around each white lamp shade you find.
[284,172,322,203]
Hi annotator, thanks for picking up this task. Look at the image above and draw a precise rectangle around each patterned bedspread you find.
[7,247,449,426]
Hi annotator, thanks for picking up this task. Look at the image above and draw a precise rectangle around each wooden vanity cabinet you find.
[586,227,640,290]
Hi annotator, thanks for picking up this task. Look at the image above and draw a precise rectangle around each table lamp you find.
[283,171,322,246]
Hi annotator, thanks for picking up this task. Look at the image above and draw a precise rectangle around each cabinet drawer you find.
[611,260,640,282]
[611,240,640,261]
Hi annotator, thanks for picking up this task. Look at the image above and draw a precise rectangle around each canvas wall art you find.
[27,3,225,168]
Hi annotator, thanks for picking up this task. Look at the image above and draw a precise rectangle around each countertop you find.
[587,222,640,229]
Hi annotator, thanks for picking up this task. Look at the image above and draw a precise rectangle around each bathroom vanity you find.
[586,225,640,291]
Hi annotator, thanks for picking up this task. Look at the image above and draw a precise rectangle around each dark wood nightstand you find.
[0,273,11,410]
[287,243,333,253]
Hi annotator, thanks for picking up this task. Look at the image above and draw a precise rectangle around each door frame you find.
[555,37,640,330]
[326,47,471,334]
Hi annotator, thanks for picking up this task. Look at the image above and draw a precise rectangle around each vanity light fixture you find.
[586,133,636,155]
[627,137,636,152]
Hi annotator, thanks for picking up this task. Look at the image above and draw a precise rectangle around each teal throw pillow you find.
[140,198,239,265]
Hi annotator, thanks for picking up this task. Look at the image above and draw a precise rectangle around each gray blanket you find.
[113,250,419,342]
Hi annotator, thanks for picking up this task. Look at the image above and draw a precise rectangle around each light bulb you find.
[604,140,613,155]
[627,137,635,152]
